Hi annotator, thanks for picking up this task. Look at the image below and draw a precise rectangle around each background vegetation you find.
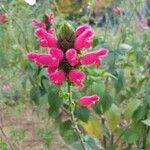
[0,0,150,150]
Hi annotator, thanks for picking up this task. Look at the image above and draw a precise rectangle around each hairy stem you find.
[68,82,87,150]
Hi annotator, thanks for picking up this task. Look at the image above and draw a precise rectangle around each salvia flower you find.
[79,95,100,107]
[112,7,122,16]
[139,16,148,29]
[0,14,7,24]
[27,13,109,88]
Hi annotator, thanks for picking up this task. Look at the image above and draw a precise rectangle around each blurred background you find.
[0,0,150,150]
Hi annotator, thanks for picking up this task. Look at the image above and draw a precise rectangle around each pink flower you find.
[33,13,55,35]
[80,48,109,67]
[27,52,53,66]
[79,95,100,107]
[66,49,79,66]
[2,83,12,91]
[139,17,148,29]
[32,19,46,29]
[113,7,122,16]
[49,48,64,62]
[0,14,7,24]
[47,58,59,73]
[74,26,94,50]
[75,24,90,37]
[48,27,55,34]
[48,12,54,25]
[27,13,109,87]
[35,28,58,48]
[69,70,86,88]
[49,70,66,85]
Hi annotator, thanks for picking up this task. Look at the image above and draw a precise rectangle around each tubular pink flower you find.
[39,39,48,47]
[47,57,59,73]
[79,95,100,107]
[48,12,54,24]
[69,70,86,88]
[35,28,58,48]
[84,40,93,49]
[80,48,109,67]
[48,27,55,34]
[0,14,7,24]
[49,48,64,62]
[112,7,122,16]
[75,24,90,37]
[66,49,79,66]
[32,19,46,29]
[27,52,53,66]
[139,17,148,29]
[49,70,66,85]
[74,28,94,50]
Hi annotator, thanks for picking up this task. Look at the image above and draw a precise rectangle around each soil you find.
[0,103,70,150]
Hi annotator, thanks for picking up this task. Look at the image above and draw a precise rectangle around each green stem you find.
[67,82,87,150]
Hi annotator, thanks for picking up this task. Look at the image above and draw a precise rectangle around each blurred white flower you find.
[25,0,36,6]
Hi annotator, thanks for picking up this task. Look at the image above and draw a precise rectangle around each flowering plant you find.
[27,12,108,149]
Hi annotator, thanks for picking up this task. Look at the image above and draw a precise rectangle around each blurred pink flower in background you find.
[0,14,7,24]
[1,83,12,91]
[139,16,148,29]
[113,7,123,16]
[79,95,100,107]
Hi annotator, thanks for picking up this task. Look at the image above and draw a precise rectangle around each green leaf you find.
[59,120,78,144]
[119,43,132,50]
[123,127,141,143]
[48,87,62,118]
[125,99,141,119]
[132,105,146,121]
[100,92,113,113]
[106,104,120,132]
[106,145,116,150]
[92,37,99,48]
[112,71,124,93]
[142,119,150,126]
[74,106,90,122]
[90,81,105,98]
[71,135,103,150]
[144,82,150,107]
[30,86,41,105]
[80,116,102,139]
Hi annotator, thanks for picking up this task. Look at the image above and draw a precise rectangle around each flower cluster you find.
[27,13,109,106]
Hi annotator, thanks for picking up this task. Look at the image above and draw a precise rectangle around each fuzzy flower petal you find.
[0,14,7,24]
[49,70,66,85]
[27,52,53,66]
[49,48,64,62]
[35,28,58,48]
[47,57,60,74]
[75,24,90,37]
[32,19,46,29]
[79,95,100,107]
[69,70,86,88]
[74,28,94,50]
[66,48,79,66]
[80,48,109,67]
[48,12,54,25]
[112,7,123,16]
